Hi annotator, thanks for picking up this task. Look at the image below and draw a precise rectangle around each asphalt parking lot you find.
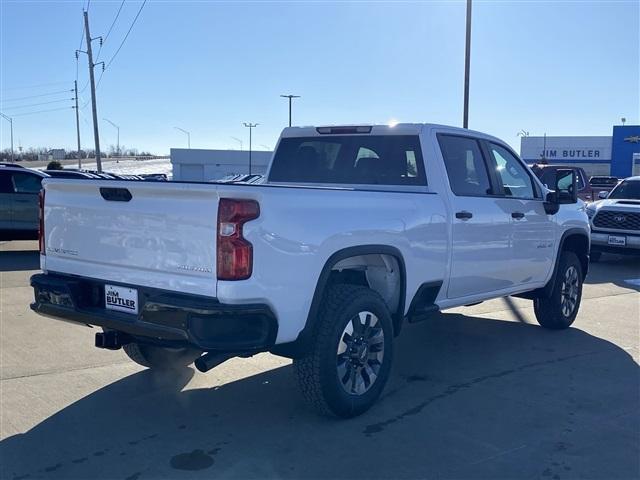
[1,240,638,480]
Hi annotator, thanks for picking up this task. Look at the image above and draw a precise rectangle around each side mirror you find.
[598,190,608,199]
[544,168,578,214]
[555,168,578,204]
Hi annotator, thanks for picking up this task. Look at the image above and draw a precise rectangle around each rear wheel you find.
[534,251,583,329]
[293,285,394,418]
[123,343,202,370]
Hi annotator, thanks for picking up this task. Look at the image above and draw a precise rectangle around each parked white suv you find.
[31,124,589,417]
[587,176,640,261]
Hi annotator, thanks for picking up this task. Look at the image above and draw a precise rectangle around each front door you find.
[485,142,555,285]
[438,134,514,299]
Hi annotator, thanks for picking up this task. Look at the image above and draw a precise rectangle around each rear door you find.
[0,171,13,230]
[484,142,555,285]
[438,134,514,299]
[9,171,42,230]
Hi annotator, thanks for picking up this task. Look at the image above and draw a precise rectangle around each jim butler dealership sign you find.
[520,136,612,163]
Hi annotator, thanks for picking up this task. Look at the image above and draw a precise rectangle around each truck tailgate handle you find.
[511,211,525,219]
[455,211,473,220]
[100,187,132,202]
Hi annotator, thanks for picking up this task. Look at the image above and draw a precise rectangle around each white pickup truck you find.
[31,123,590,417]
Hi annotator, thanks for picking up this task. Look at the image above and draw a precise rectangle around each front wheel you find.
[123,342,203,370]
[293,285,394,418]
[534,251,583,329]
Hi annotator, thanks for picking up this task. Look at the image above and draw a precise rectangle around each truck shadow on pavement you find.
[0,250,40,272]
[1,313,638,480]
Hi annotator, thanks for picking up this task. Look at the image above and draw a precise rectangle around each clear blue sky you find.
[1,0,638,155]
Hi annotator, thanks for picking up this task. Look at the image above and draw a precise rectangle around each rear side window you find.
[438,135,492,196]
[0,171,13,193]
[11,172,42,193]
[268,135,426,186]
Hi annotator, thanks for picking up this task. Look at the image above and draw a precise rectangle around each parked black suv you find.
[0,164,48,240]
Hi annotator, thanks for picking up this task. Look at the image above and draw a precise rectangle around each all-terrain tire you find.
[123,343,202,370]
[293,284,394,418]
[534,251,583,330]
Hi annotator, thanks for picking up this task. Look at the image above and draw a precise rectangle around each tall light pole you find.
[0,112,14,162]
[462,0,472,129]
[280,94,300,127]
[243,122,258,174]
[103,118,120,158]
[231,136,243,151]
[174,127,191,148]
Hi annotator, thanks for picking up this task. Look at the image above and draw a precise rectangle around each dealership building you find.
[520,125,640,178]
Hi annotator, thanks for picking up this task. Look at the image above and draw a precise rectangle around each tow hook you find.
[194,352,237,373]
[95,331,124,350]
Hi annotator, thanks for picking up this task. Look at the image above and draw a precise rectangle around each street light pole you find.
[462,0,472,129]
[280,94,300,127]
[174,127,191,148]
[230,136,243,151]
[103,118,120,158]
[0,112,14,162]
[243,122,258,174]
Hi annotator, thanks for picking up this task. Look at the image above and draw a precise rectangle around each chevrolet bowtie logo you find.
[624,135,640,143]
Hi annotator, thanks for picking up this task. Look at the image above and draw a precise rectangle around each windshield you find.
[608,179,640,199]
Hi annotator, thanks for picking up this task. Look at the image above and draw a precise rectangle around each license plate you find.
[608,235,626,246]
[105,284,139,315]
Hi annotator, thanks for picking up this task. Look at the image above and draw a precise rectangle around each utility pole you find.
[243,122,258,174]
[0,113,14,162]
[462,0,472,129]
[84,10,103,172]
[280,94,300,127]
[74,80,82,168]
[104,118,120,158]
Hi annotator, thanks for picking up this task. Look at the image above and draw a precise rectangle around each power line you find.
[104,0,126,43]
[10,107,74,117]
[105,0,147,70]
[1,89,74,103]
[1,81,72,92]
[95,0,126,62]
[1,98,74,111]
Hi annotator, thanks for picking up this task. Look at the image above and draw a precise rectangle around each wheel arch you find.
[535,228,590,299]
[270,245,407,359]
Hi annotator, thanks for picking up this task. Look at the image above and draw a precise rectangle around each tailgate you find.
[42,179,219,298]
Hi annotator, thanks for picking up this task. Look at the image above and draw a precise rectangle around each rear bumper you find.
[591,231,640,255]
[30,272,278,352]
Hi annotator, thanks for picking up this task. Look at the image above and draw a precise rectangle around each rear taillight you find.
[38,189,45,255]
[217,198,260,280]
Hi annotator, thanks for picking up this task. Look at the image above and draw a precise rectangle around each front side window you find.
[11,172,43,193]
[438,135,492,196]
[268,135,426,186]
[489,143,536,199]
